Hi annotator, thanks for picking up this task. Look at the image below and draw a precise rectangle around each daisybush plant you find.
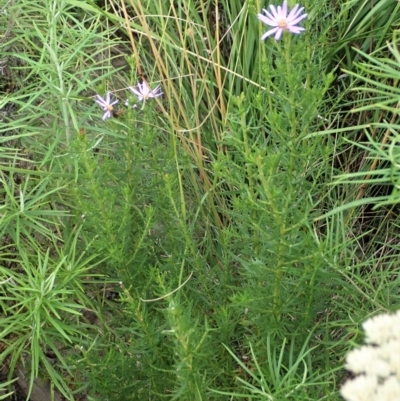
[212,19,336,337]
[68,2,343,400]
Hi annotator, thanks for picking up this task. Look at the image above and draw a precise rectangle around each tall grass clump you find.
[0,0,126,399]
[0,0,399,400]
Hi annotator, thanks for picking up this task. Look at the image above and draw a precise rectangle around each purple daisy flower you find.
[95,92,119,120]
[258,1,307,41]
[128,81,163,102]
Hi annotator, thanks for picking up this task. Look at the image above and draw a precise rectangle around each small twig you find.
[0,276,15,285]
[120,0,142,78]
[0,0,13,15]
[140,272,193,302]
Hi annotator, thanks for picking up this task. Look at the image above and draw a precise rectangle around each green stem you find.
[241,111,260,251]
[255,154,285,318]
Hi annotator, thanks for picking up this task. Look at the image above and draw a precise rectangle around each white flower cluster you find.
[341,310,400,401]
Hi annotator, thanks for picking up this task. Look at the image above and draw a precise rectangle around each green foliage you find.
[0,0,399,400]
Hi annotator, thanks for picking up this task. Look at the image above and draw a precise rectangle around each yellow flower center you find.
[278,19,288,29]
